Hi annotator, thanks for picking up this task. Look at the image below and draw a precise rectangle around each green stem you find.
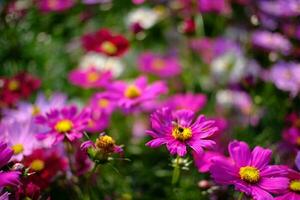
[171,156,181,185]
[237,192,244,200]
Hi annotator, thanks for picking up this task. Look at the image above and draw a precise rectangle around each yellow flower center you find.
[95,135,115,153]
[152,59,165,70]
[101,41,117,54]
[87,72,99,83]
[8,80,20,91]
[239,166,260,183]
[124,85,141,99]
[172,126,192,141]
[55,119,73,133]
[32,105,41,116]
[12,144,24,155]
[290,180,300,192]
[98,99,109,108]
[30,159,45,171]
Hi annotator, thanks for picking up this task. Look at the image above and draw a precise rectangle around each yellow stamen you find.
[290,180,300,192]
[32,105,41,116]
[152,59,165,70]
[101,41,117,55]
[98,99,109,108]
[239,166,260,183]
[172,126,192,141]
[55,119,73,133]
[124,85,141,99]
[8,80,20,91]
[30,159,45,171]
[95,135,115,153]
[12,144,24,155]
[87,72,99,82]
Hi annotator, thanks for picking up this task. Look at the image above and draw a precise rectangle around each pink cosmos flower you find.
[3,92,66,123]
[84,108,110,133]
[37,0,75,12]
[137,52,181,78]
[210,141,289,200]
[0,119,40,161]
[36,106,91,145]
[68,68,112,89]
[165,93,207,112]
[0,141,20,188]
[146,107,218,157]
[108,76,168,113]
[89,92,117,115]
[198,0,231,15]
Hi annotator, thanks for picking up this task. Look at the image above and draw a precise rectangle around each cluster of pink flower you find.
[3,0,300,200]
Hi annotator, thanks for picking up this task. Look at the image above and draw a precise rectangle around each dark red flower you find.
[81,28,130,57]
[22,148,68,189]
[0,72,41,108]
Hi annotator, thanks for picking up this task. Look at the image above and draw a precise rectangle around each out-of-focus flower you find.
[81,133,123,163]
[0,119,39,161]
[82,0,111,4]
[37,0,75,12]
[179,18,196,35]
[190,37,240,64]
[258,0,300,18]
[146,107,218,157]
[0,72,41,108]
[68,67,112,89]
[36,106,90,145]
[81,28,130,57]
[251,31,292,55]
[0,141,20,188]
[84,108,110,133]
[165,93,207,112]
[264,62,300,97]
[89,92,117,115]
[137,52,181,78]
[23,148,69,189]
[132,0,145,4]
[16,182,41,200]
[0,192,10,200]
[216,89,262,126]
[78,53,124,78]
[3,92,66,122]
[283,127,300,149]
[198,0,231,15]
[108,76,168,113]
[126,8,160,34]
[210,141,289,199]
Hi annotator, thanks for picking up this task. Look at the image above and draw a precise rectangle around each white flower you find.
[79,53,124,77]
[126,8,160,29]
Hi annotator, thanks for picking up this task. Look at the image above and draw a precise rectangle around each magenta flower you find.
[68,68,112,89]
[198,0,231,15]
[0,141,20,188]
[210,141,289,200]
[137,52,181,78]
[108,76,168,113]
[251,31,292,55]
[89,92,117,115]
[275,169,300,199]
[193,151,228,173]
[146,107,218,157]
[1,119,40,161]
[36,106,91,145]
[265,62,300,97]
[165,93,207,112]
[84,108,110,133]
[37,0,75,12]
